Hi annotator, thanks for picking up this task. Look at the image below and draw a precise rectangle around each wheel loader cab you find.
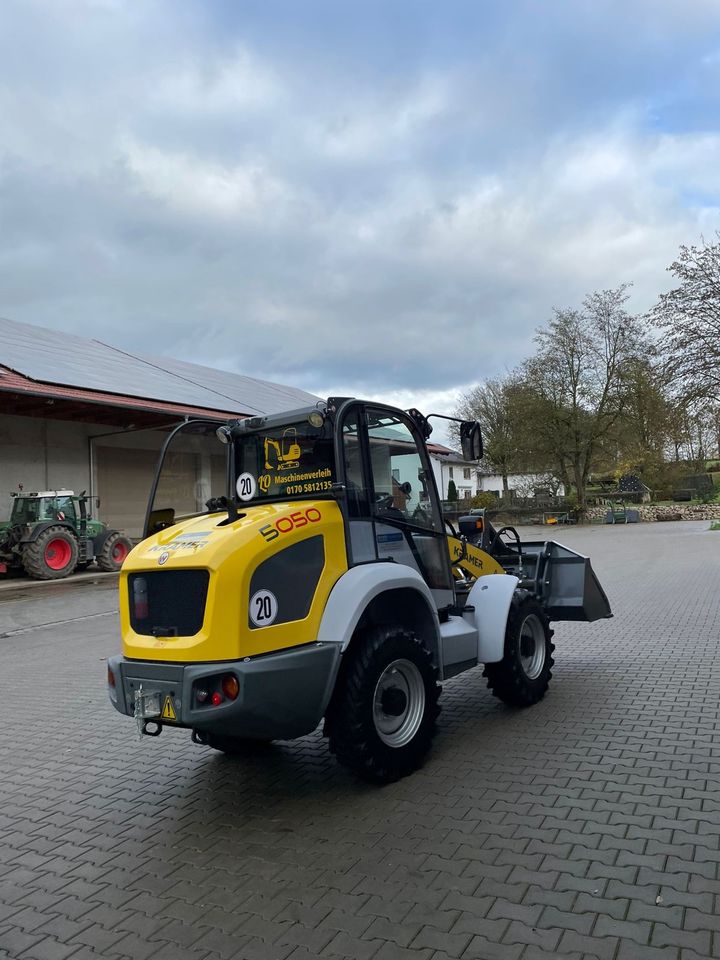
[335,401,454,611]
[141,402,454,617]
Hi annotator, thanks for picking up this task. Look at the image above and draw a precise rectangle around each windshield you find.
[234,421,335,504]
[146,421,229,536]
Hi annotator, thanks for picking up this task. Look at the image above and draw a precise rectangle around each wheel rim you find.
[45,538,72,570]
[373,658,425,748]
[519,614,546,680]
[111,541,129,563]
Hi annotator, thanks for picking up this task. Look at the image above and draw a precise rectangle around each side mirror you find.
[460,421,483,461]
[146,508,176,537]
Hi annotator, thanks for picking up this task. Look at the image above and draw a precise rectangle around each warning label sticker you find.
[161,696,177,722]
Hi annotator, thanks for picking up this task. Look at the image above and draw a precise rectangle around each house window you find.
[463,468,471,479]
[449,466,454,478]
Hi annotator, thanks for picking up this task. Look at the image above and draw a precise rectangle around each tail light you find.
[132,577,149,620]
[107,665,116,688]
[222,675,239,700]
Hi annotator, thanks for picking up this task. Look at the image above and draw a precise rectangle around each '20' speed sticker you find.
[249,589,278,627]
[236,472,257,501]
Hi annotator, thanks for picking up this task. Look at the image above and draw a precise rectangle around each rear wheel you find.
[326,625,441,783]
[22,526,78,580]
[97,532,132,572]
[484,594,554,706]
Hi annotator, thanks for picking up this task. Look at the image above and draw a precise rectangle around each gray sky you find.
[2,0,720,422]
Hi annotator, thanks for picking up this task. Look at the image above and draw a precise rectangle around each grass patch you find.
[710,521,720,531]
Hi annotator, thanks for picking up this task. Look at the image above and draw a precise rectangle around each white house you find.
[427,444,564,501]
[427,444,482,500]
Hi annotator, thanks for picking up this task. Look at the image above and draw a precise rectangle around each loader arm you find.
[446,534,505,579]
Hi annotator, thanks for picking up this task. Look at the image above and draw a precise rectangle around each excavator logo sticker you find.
[161,696,177,722]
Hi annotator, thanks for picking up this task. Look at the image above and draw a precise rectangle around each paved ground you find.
[1,521,719,960]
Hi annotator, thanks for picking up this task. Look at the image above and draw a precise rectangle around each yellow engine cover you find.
[120,501,348,662]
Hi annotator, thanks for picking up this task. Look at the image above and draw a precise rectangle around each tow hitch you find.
[134,685,164,737]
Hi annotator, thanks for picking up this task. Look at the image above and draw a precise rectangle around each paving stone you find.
[1,524,720,960]
[651,923,711,954]
[616,941,680,960]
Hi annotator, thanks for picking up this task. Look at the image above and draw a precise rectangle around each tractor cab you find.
[4,490,77,527]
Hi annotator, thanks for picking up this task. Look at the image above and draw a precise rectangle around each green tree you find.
[447,478,458,502]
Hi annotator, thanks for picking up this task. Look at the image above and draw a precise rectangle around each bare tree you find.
[516,286,646,511]
[651,235,720,405]
[455,377,522,492]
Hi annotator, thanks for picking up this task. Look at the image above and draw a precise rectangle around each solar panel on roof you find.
[0,316,320,416]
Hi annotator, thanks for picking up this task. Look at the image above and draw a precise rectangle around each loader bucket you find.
[519,541,612,622]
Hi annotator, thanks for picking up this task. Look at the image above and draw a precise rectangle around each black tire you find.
[97,531,132,572]
[205,735,273,755]
[484,593,554,706]
[326,625,441,783]
[21,526,78,580]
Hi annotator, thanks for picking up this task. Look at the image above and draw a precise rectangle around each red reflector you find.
[107,666,115,688]
[222,675,239,700]
[132,577,149,620]
[211,692,223,706]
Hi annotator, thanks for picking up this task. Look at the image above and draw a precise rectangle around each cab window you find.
[234,423,335,503]
[366,412,440,532]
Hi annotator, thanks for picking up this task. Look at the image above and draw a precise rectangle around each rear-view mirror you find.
[146,508,175,537]
[460,421,483,461]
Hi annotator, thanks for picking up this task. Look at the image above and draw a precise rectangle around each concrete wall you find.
[0,413,167,529]
[0,414,97,508]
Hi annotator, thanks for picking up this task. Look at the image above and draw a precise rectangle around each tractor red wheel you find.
[112,540,130,563]
[97,532,133,572]
[45,537,72,570]
[21,526,79,580]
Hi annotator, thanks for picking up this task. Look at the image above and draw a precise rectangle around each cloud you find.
[0,0,719,415]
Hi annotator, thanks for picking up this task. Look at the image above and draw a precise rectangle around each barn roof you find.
[0,315,318,418]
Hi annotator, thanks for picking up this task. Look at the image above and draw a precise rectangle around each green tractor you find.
[0,489,133,581]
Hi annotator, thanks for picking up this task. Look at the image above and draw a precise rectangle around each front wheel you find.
[97,532,132,572]
[484,594,554,706]
[326,625,441,783]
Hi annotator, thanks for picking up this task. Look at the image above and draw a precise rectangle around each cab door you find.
[339,403,454,611]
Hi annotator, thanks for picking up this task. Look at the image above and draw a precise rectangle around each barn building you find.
[0,316,318,538]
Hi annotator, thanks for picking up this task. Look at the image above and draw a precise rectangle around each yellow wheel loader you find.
[108,399,611,782]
